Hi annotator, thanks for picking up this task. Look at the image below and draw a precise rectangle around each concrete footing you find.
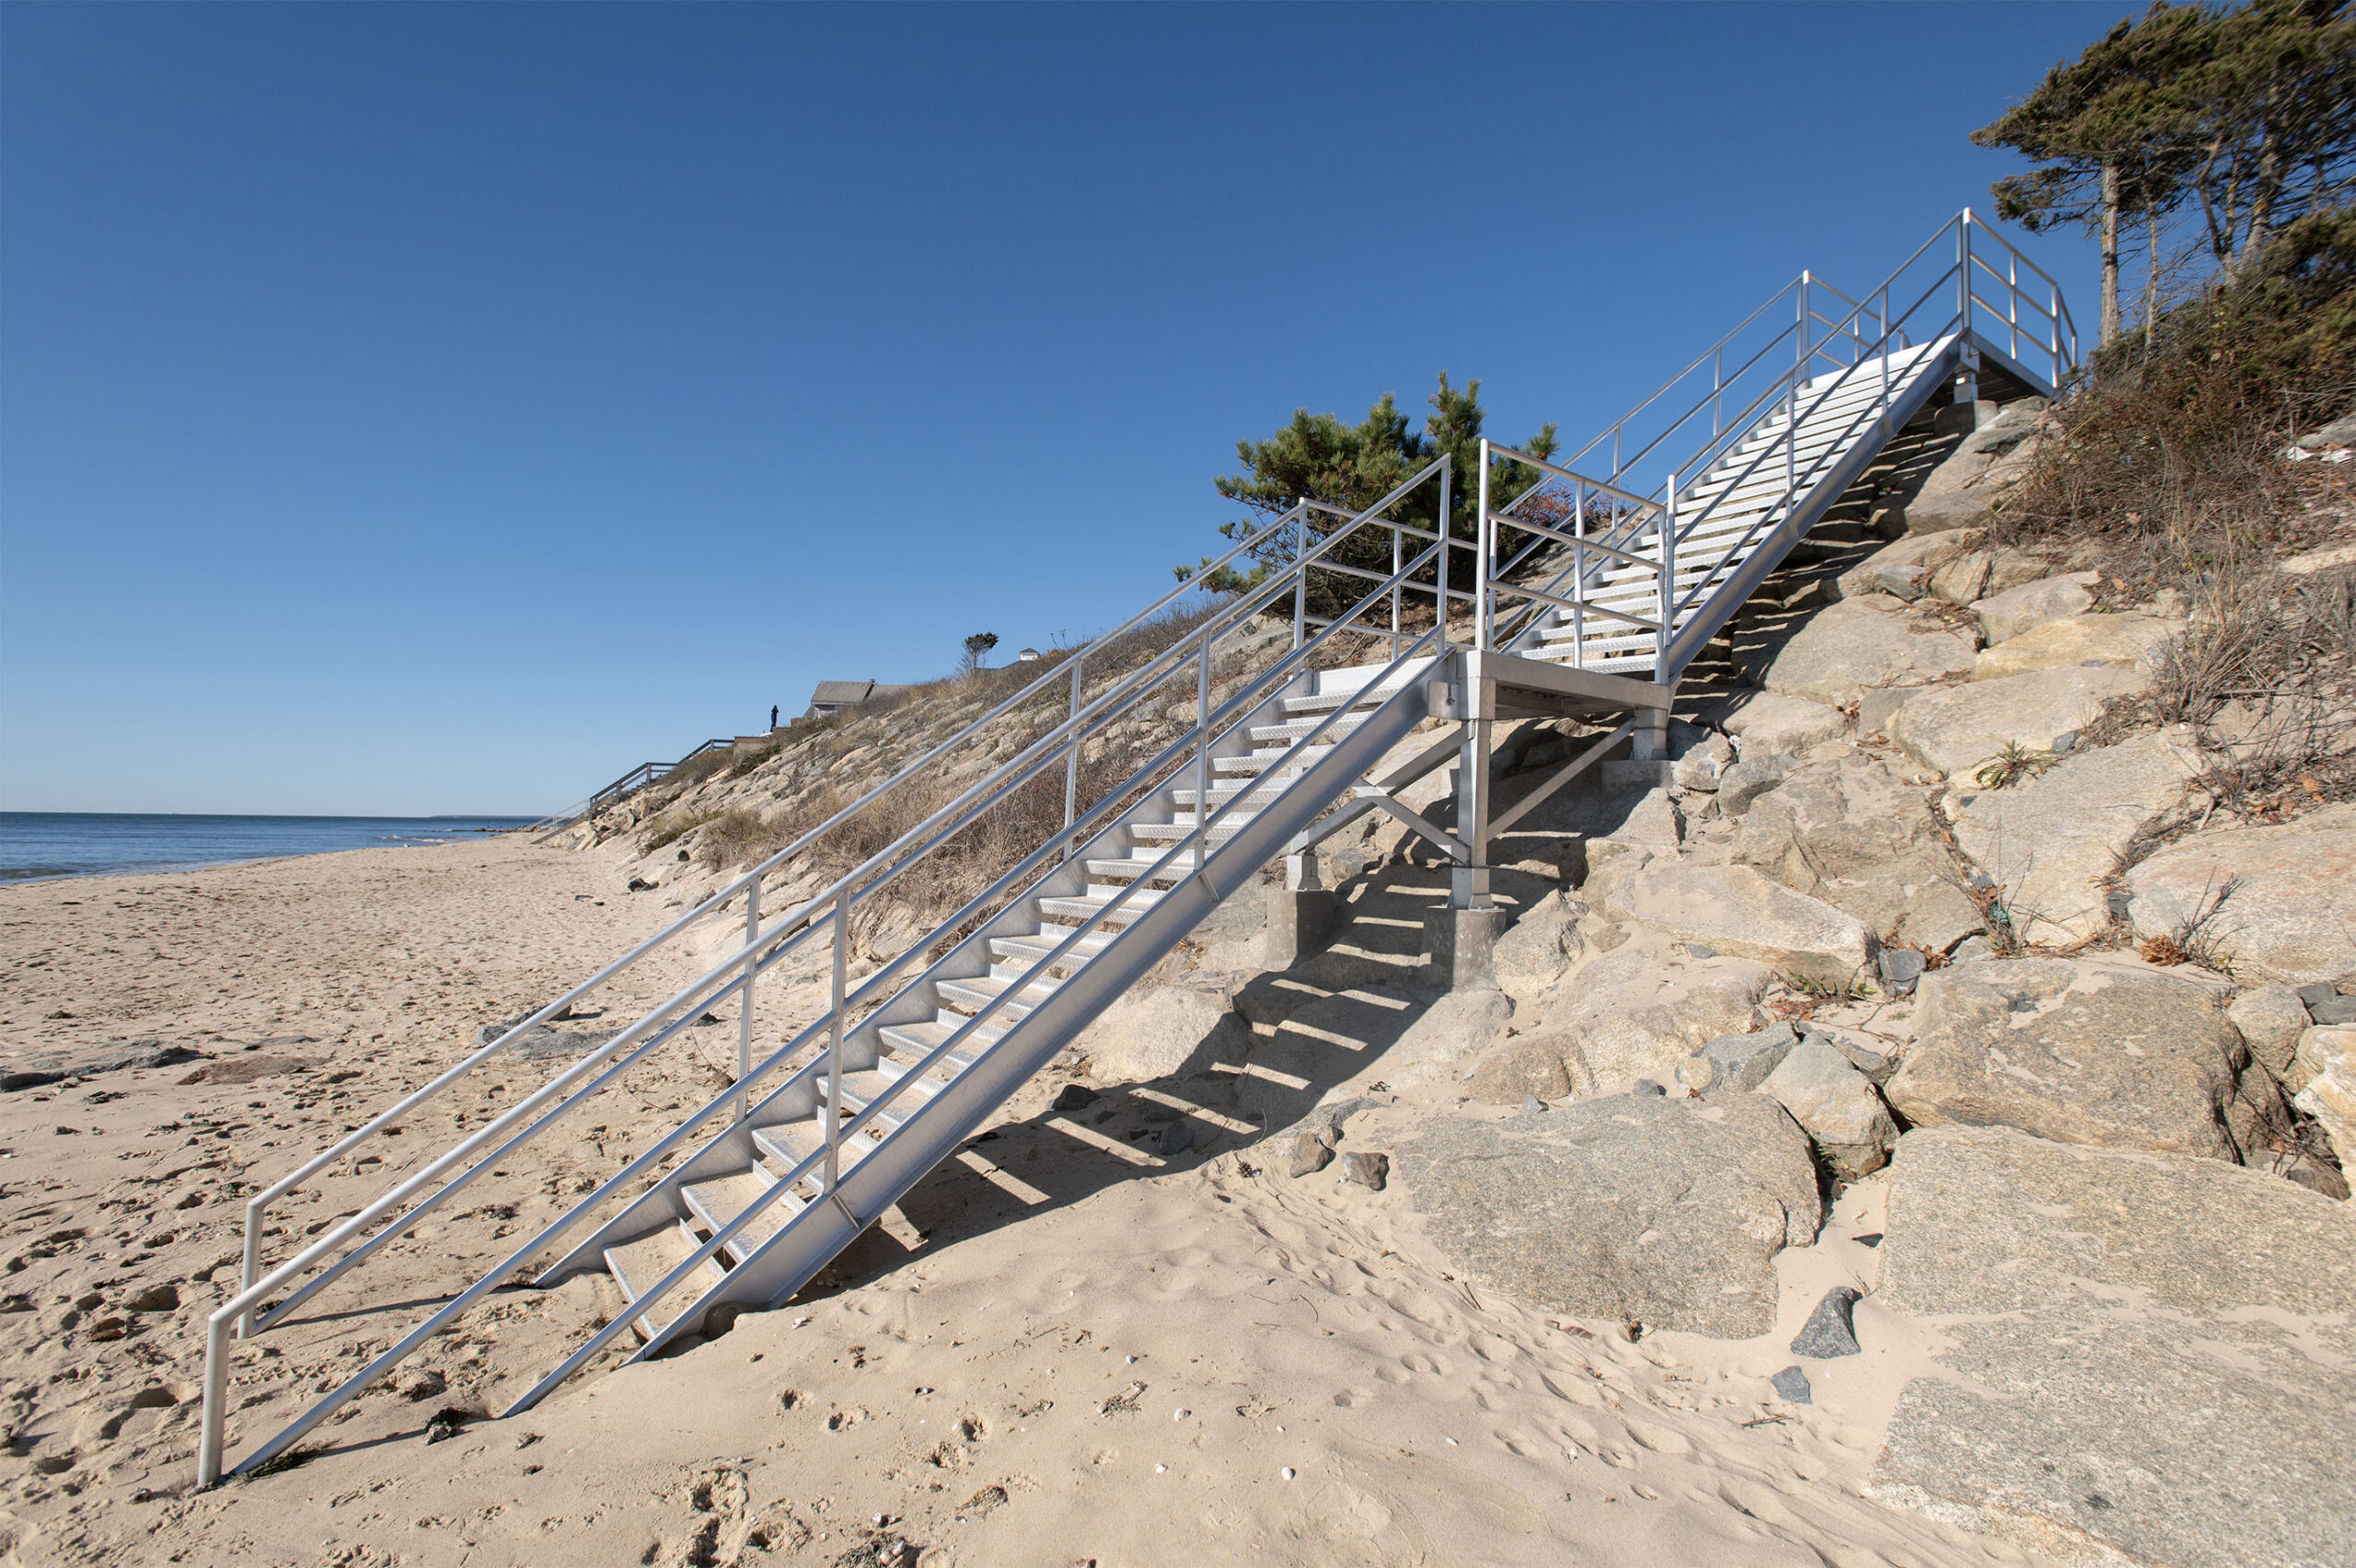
[1424,905,1504,992]
[1266,889,1339,967]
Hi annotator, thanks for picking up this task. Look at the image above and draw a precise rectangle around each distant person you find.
[770,704,780,730]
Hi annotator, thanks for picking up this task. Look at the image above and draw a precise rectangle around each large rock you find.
[1927,545,2048,605]
[1484,938,1773,1100]
[1888,662,2147,778]
[1074,985,1247,1084]
[1869,1125,2356,1568]
[1759,1037,1898,1179]
[1392,1091,1821,1337]
[2293,1024,2356,1170]
[1947,733,2201,941]
[1747,596,1978,708]
[1971,571,2097,644]
[2125,803,2356,985]
[1834,531,1972,601]
[1972,611,2179,680]
[1601,859,1873,986]
[1886,958,2280,1164]
[1713,690,1846,756]
[1490,888,1586,1004]
[1732,755,1983,951]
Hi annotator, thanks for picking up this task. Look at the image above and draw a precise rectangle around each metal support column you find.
[1449,656,1493,910]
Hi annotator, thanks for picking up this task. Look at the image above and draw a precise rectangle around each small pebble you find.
[1632,1079,1666,1097]
[1790,1286,1863,1358]
[1280,1467,1296,1481]
[1770,1366,1813,1403]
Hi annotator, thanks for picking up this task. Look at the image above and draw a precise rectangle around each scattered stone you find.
[1854,1231,1882,1247]
[1680,1021,1799,1095]
[1768,1366,1813,1404]
[1761,1039,1899,1180]
[1392,1091,1819,1337]
[1519,1094,1547,1114]
[1887,959,2279,1164]
[1631,1078,1665,1097]
[423,1406,479,1445]
[1973,611,2179,681]
[1050,1083,1100,1113]
[123,1284,179,1313]
[1970,571,2098,645]
[1285,1132,1334,1178]
[1157,1120,1194,1158]
[1869,1125,2356,1568]
[2312,994,2356,1026]
[2125,802,2356,986]
[1748,596,1979,709]
[1715,691,1846,757]
[1789,1286,1863,1357]
[1600,860,1871,988]
[0,1041,204,1094]
[1340,1152,1388,1191]
[1887,661,2146,778]
[1948,733,2203,942]
[1877,948,1926,996]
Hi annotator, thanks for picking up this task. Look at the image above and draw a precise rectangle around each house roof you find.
[808,680,876,706]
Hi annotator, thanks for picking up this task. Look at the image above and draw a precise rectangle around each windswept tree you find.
[1976,1,2356,349]
[959,631,999,676]
[1179,374,1558,617]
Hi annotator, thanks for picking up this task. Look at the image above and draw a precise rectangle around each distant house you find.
[803,679,911,721]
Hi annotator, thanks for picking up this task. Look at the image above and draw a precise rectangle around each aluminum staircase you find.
[198,210,2075,1485]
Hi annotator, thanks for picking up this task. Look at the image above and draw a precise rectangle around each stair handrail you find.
[222,482,1382,1330]
[201,465,1460,1484]
[1489,212,2077,665]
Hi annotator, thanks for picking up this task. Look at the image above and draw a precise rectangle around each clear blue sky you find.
[2,2,2121,816]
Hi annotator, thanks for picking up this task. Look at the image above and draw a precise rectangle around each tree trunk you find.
[2100,158,2122,350]
[2143,205,2162,351]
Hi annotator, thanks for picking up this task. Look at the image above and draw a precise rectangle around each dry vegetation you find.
[2001,209,2356,813]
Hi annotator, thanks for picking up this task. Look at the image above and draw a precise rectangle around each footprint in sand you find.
[1333,1387,1375,1409]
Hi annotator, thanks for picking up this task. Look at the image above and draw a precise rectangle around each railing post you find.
[1474,439,1493,651]
[1435,459,1452,648]
[1784,375,1797,515]
[1658,474,1678,676]
[2007,250,2021,362]
[1797,271,1811,377]
[198,1310,229,1486]
[1292,499,1307,651]
[1390,515,1403,658]
[1571,479,1588,671]
[1195,637,1211,859]
[1713,343,1723,440]
[735,872,760,1124]
[824,896,846,1195]
[1061,655,1082,859]
[1880,283,1892,414]
[1958,213,1972,332]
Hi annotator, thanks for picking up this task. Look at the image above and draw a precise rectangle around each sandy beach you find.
[0,834,2060,1568]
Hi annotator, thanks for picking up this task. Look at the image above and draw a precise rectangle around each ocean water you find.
[0,813,541,882]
